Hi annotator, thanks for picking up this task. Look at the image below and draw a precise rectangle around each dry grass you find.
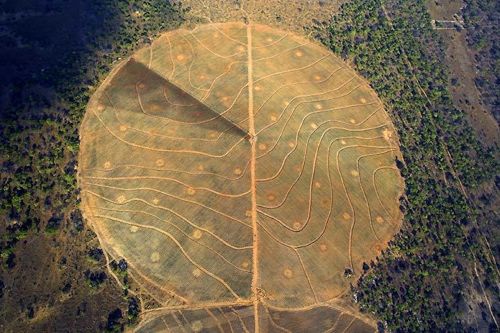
[79,22,403,332]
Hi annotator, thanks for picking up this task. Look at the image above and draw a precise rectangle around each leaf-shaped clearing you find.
[79,22,404,332]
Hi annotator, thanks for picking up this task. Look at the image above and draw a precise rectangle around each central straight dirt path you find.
[246,23,260,333]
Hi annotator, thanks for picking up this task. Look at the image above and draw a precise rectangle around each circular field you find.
[79,22,404,332]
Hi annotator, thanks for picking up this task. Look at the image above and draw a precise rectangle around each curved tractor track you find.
[79,23,404,332]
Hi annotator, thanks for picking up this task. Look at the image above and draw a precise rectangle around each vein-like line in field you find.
[340,317,356,333]
[257,84,371,142]
[92,103,248,156]
[206,308,225,333]
[356,151,398,242]
[253,53,331,85]
[166,50,332,129]
[171,312,188,333]
[157,48,334,129]
[229,307,251,333]
[257,123,388,211]
[188,30,246,59]
[253,66,345,118]
[83,189,252,249]
[200,60,245,102]
[136,69,248,130]
[107,90,240,143]
[322,313,345,333]
[261,136,385,249]
[253,40,311,62]
[91,206,251,273]
[211,24,247,46]
[222,66,347,135]
[106,101,232,142]
[83,158,252,182]
[264,306,292,333]
[162,86,196,106]
[84,183,251,229]
[160,317,172,332]
[256,144,392,250]
[182,34,211,93]
[294,248,319,302]
[252,32,288,49]
[255,78,360,137]
[373,166,401,225]
[94,214,244,299]
[83,175,250,198]
[178,310,191,331]
[257,106,383,181]
[219,308,236,333]
[105,90,229,143]
[125,258,190,303]
[166,35,176,78]
[336,146,396,270]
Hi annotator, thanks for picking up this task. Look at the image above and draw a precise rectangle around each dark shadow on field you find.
[106,59,249,138]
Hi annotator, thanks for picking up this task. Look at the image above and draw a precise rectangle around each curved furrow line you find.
[294,248,319,302]
[257,133,380,184]
[171,312,189,333]
[256,145,392,239]
[206,308,225,333]
[154,77,249,127]
[82,158,251,182]
[83,189,252,249]
[257,127,387,211]
[292,136,342,249]
[229,307,251,333]
[91,105,248,156]
[255,78,359,136]
[334,145,395,270]
[252,32,289,49]
[162,87,196,106]
[109,88,242,143]
[373,166,401,226]
[177,311,190,329]
[101,91,245,145]
[123,258,190,304]
[182,34,212,92]
[355,150,397,242]
[256,83,371,142]
[83,184,252,230]
[256,218,296,249]
[160,317,172,331]
[264,306,293,333]
[94,213,247,299]
[294,137,386,249]
[256,106,384,179]
[83,175,251,198]
[253,40,311,62]
[219,308,236,333]
[253,54,331,85]
[253,66,346,118]
[211,24,247,46]
[188,30,246,59]
[166,35,176,79]
[340,317,357,333]
[91,206,252,274]
[322,313,345,333]
[201,60,245,102]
